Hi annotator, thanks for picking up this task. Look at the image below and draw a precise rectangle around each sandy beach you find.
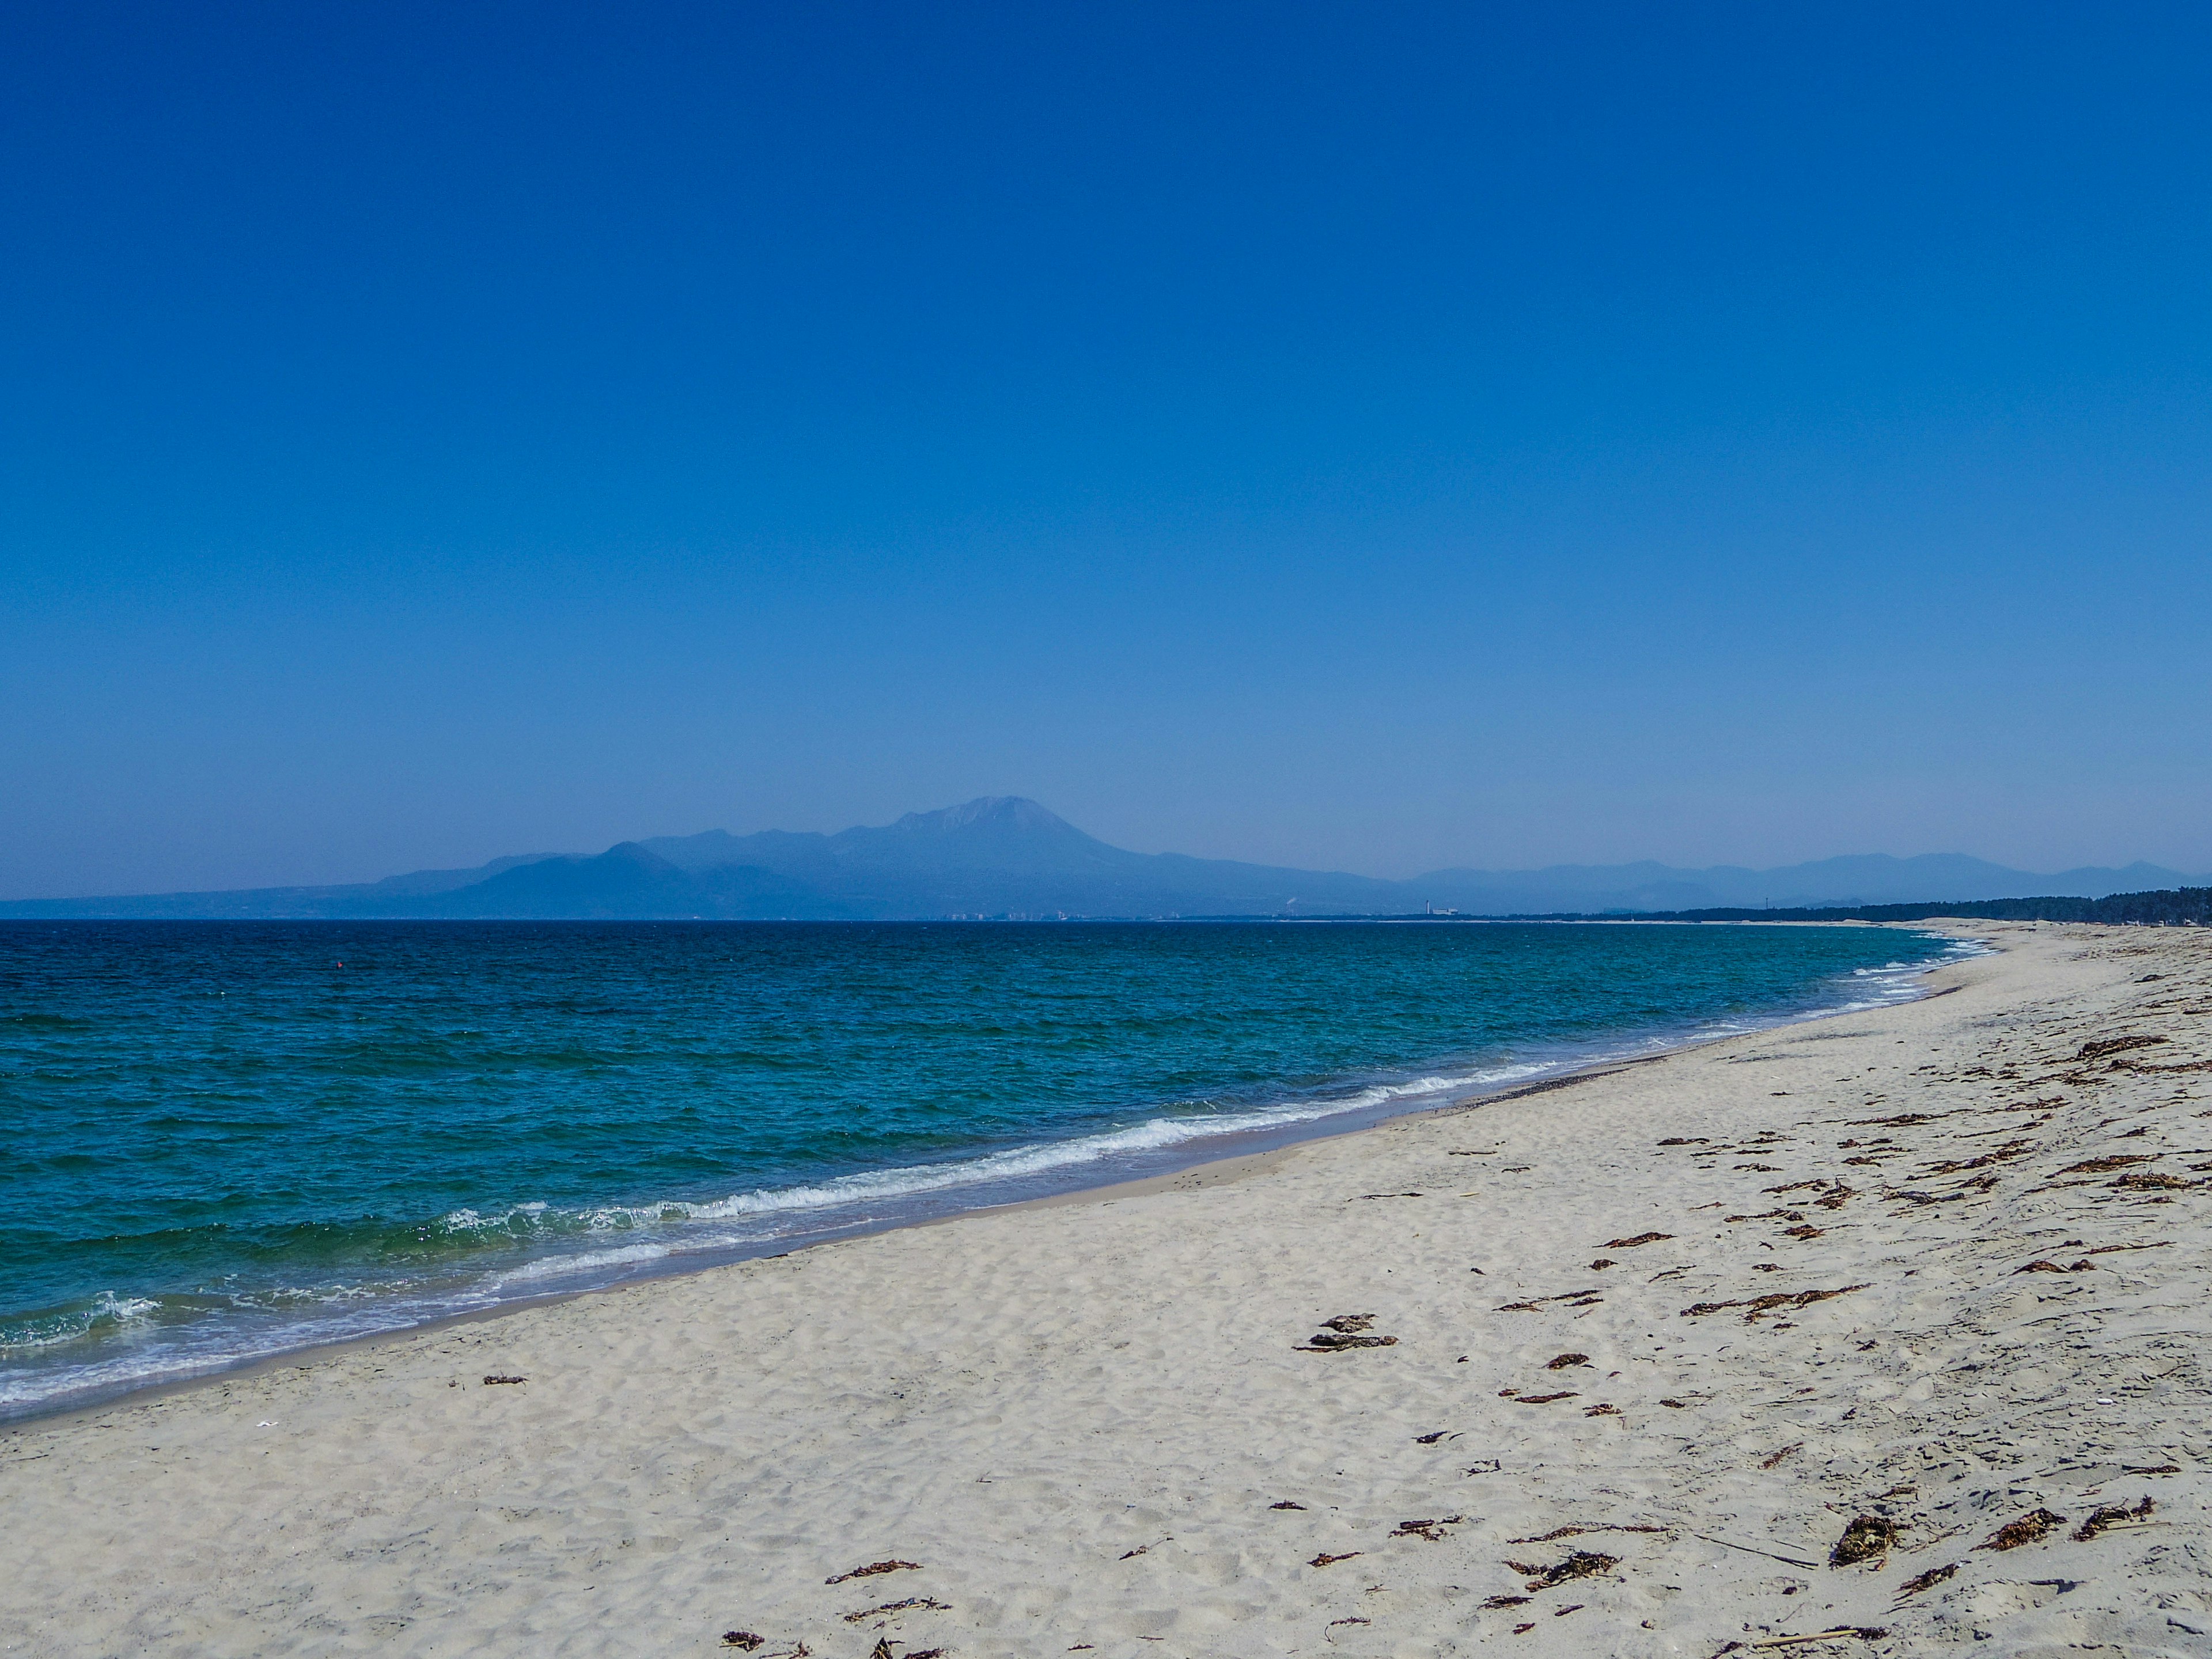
[3,921,2208,1658]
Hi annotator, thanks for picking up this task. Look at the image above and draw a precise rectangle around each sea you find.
[0,919,1976,1421]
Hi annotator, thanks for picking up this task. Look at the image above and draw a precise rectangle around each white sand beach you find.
[3,922,2208,1658]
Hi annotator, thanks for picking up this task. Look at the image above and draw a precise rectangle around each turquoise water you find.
[0,919,1966,1417]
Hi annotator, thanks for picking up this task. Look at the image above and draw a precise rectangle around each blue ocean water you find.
[0,920,1969,1418]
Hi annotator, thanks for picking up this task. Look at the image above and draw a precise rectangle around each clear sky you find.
[5,2,2210,898]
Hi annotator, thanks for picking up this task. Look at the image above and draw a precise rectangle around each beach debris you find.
[1759,1442,1804,1469]
[2080,1035,2167,1060]
[1269,1500,1307,1510]
[1695,1533,1821,1570]
[1724,1209,1806,1225]
[870,1642,942,1659]
[1554,1604,1584,1616]
[2114,1172,2198,1191]
[1589,1257,1616,1270]
[1735,1163,1783,1172]
[827,1561,922,1585]
[1298,1313,1398,1351]
[482,1374,527,1385]
[1681,1284,1868,1322]
[1781,1225,1824,1239]
[1977,1509,2066,1551]
[720,1635,763,1652]
[2014,1259,2095,1273]
[1512,1391,1579,1405]
[1496,1300,1544,1312]
[1744,1630,1887,1649]
[1480,1595,1531,1609]
[1309,1551,1362,1567]
[1658,1398,1690,1408]
[2073,1497,2154,1540]
[1509,1524,1664,1543]
[1546,1352,1592,1369]
[1829,1514,1896,1566]
[843,1599,950,1624]
[1893,1561,1958,1599]
[1505,1550,1618,1590]
[1604,1232,1675,1248]
[1656,1138,1709,1146]
[2123,1463,2181,1475]
[1325,1616,1371,1634]
[2060,1153,2160,1176]
[1923,1139,2036,1176]
[1512,1623,1536,1634]
[1463,1459,1502,1475]
[1390,1515,1465,1540]
[1412,1430,1457,1443]
[1118,1545,1149,1559]
[1584,1403,1619,1416]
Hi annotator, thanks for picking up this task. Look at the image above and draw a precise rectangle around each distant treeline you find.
[1529,886,2212,926]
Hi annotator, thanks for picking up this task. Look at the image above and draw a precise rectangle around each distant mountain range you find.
[3,797,2200,921]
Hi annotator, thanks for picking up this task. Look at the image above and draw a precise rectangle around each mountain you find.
[2,798,2200,919]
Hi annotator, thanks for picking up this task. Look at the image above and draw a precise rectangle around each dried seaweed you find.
[1480,1594,1529,1609]
[1546,1352,1592,1369]
[1299,1313,1398,1351]
[2113,1172,2198,1191]
[2062,1154,2162,1175]
[1892,1561,1957,1598]
[843,1599,950,1623]
[2080,1035,2167,1060]
[482,1374,527,1385]
[1923,1140,2035,1176]
[827,1561,922,1585]
[720,1636,763,1652]
[1508,1524,1664,1543]
[1390,1515,1465,1540]
[1976,1509,2065,1551]
[1505,1550,1618,1589]
[1512,1391,1579,1405]
[1603,1232,1675,1248]
[1269,1500,1307,1510]
[1829,1514,1896,1566]
[1682,1284,1868,1322]
[1309,1551,1362,1567]
[1759,1442,1803,1469]
[2073,1497,2153,1540]
[2013,1259,2094,1273]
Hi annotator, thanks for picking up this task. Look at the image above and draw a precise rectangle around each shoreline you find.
[1,923,1969,1433]
[16,921,2204,1656]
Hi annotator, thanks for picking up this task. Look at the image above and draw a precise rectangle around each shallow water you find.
[0,919,1968,1417]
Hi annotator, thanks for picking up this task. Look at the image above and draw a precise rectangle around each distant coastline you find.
[3,796,2200,921]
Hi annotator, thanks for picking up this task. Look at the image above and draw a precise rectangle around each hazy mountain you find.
[2,798,2199,920]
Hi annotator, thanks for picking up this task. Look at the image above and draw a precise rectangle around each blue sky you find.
[5,2,2210,897]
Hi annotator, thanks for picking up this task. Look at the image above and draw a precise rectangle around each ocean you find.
[0,919,1972,1419]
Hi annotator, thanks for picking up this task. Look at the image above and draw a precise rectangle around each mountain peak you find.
[889,797,1076,836]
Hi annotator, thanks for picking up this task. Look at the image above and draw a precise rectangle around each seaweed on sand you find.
[1505,1550,1618,1590]
[1829,1514,1896,1566]
[2073,1497,2153,1540]
[1977,1509,2066,1551]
